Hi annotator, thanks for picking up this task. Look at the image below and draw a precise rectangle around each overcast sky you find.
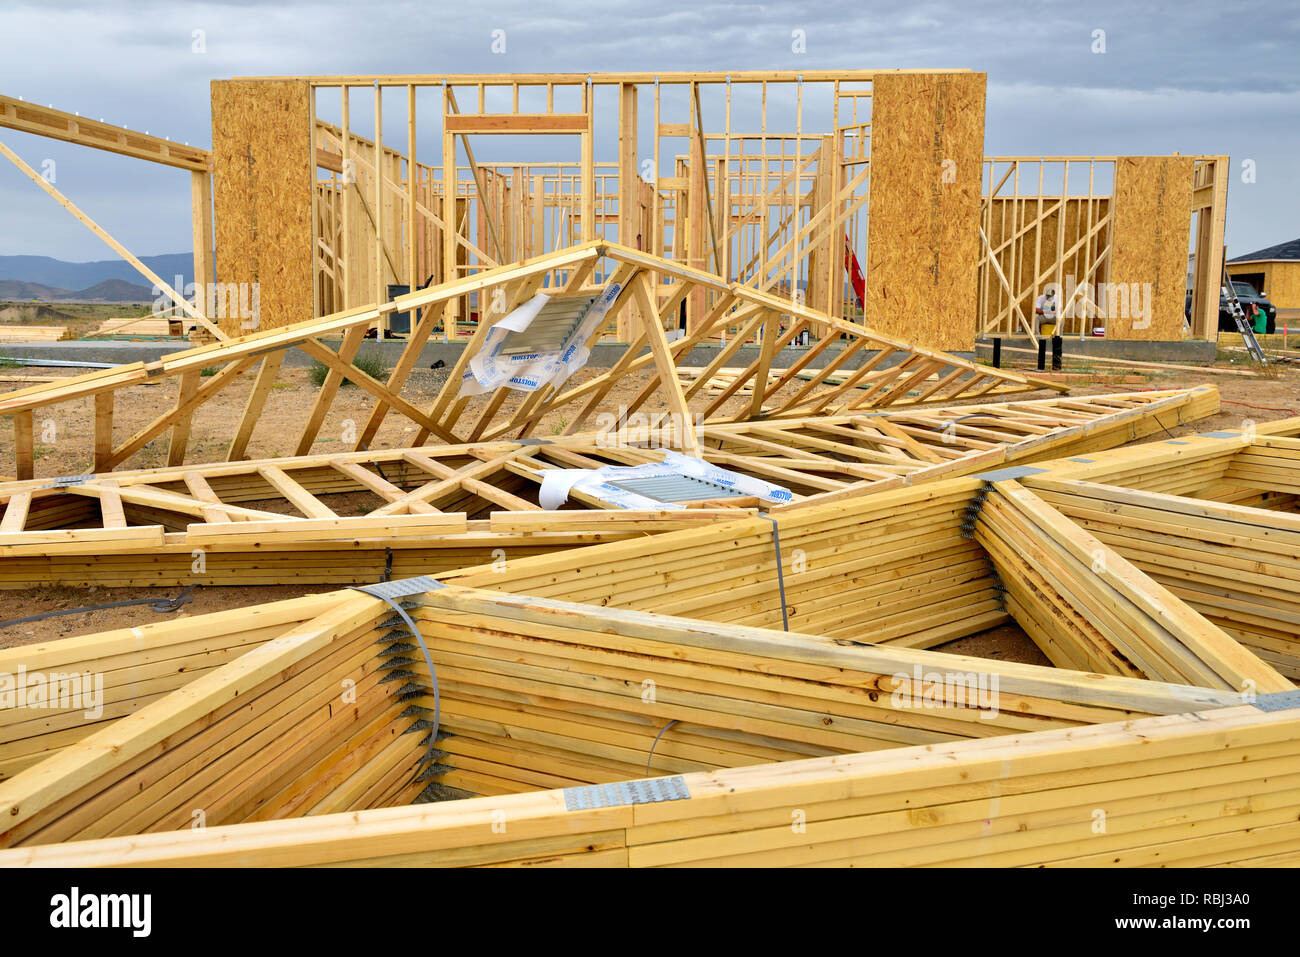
[1,0,1297,264]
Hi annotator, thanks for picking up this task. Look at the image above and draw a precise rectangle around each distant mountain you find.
[0,253,192,291]
[0,277,155,302]
[70,279,155,302]
[0,279,63,300]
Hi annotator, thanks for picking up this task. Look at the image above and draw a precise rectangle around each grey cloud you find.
[1,0,1296,259]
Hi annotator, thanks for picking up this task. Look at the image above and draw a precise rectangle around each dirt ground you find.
[0,345,1296,656]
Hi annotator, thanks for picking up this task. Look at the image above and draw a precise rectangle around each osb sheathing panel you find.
[866,73,986,352]
[212,79,313,333]
[1269,263,1300,311]
[1107,156,1194,341]
[980,197,1111,332]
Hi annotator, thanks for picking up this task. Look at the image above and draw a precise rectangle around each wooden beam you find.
[0,93,211,171]
[632,273,700,456]
[444,114,589,134]
[227,353,285,462]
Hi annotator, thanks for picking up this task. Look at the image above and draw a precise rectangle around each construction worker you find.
[1035,287,1059,336]
[1250,301,1267,335]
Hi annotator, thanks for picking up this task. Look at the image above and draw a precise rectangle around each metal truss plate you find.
[353,576,445,601]
[563,776,691,811]
[971,465,1048,483]
[606,474,751,503]
[46,473,96,488]
[1252,690,1300,713]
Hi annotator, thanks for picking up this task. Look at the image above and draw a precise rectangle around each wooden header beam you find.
[0,93,211,172]
[444,113,589,134]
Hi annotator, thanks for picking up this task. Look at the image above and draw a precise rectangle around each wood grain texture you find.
[1107,156,1194,341]
[865,72,986,352]
[211,79,314,333]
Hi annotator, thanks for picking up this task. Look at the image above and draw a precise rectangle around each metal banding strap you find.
[1200,431,1243,439]
[644,719,679,777]
[563,776,691,811]
[758,514,789,631]
[350,575,447,775]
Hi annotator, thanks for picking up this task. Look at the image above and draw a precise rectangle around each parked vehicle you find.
[1185,281,1276,334]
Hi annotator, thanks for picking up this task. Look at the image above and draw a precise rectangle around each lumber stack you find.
[0,592,427,847]
[1027,475,1300,680]
[1223,435,1300,495]
[0,592,354,782]
[448,480,1007,649]
[0,581,1245,853]
[974,478,1290,692]
[90,316,181,337]
[0,324,72,342]
[0,389,1219,587]
[5,701,1295,867]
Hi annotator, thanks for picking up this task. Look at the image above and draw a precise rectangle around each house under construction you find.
[0,68,1294,870]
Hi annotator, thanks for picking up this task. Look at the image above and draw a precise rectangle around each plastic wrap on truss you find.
[538,450,794,510]
[459,282,623,397]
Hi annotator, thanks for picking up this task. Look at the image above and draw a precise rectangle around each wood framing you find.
[0,92,218,332]
[0,93,211,172]
[0,242,1069,482]
[0,410,1296,867]
[0,577,1289,866]
[0,388,1215,587]
[865,73,986,351]
[977,156,1225,342]
[211,79,315,334]
[1107,156,1196,340]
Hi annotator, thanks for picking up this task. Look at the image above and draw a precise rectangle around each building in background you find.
[1227,237,1300,326]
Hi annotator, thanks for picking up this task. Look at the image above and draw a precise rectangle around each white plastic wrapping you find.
[459,282,623,397]
[538,451,794,510]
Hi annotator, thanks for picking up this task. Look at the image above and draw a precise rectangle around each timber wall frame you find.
[1,79,1229,354]
[216,70,994,345]
[977,155,1228,343]
[208,71,1226,351]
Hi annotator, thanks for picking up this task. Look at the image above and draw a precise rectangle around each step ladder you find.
[1221,276,1268,363]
